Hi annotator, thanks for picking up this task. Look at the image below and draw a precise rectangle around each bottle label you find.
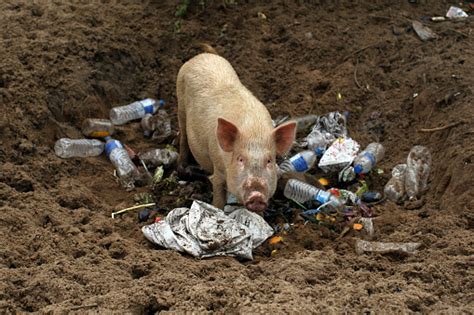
[290,155,308,172]
[105,140,123,157]
[90,131,111,138]
[363,152,376,168]
[315,190,331,204]
[142,99,156,114]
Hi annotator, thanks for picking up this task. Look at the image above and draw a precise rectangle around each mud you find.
[0,0,473,313]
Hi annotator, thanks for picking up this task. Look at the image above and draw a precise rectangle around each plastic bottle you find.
[105,138,139,187]
[405,145,431,200]
[283,179,343,210]
[305,130,330,156]
[353,143,385,175]
[81,118,115,138]
[294,114,318,133]
[54,138,104,158]
[138,148,179,168]
[384,164,407,203]
[278,150,318,175]
[109,98,165,125]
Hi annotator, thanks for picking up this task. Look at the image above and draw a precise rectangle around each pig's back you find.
[177,53,273,172]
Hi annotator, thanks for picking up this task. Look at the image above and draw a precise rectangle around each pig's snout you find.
[244,191,267,212]
[242,177,268,212]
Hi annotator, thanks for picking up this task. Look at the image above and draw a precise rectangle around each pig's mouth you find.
[244,191,268,213]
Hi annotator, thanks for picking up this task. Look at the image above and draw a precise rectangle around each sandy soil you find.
[0,0,473,313]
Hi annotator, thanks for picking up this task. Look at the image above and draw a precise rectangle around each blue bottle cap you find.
[354,164,363,174]
[159,99,165,107]
[105,139,123,157]
[315,147,325,157]
[290,155,309,172]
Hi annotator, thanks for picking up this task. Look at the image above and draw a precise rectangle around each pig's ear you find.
[217,118,239,152]
[273,121,297,155]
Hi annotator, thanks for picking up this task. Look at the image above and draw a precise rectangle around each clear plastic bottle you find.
[353,142,385,175]
[283,179,343,210]
[278,150,318,175]
[305,129,330,156]
[81,118,115,138]
[405,145,431,200]
[294,114,318,133]
[109,98,165,125]
[138,148,179,168]
[105,138,139,188]
[54,138,104,158]
[384,164,407,203]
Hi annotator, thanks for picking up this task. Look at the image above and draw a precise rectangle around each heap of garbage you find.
[53,99,432,260]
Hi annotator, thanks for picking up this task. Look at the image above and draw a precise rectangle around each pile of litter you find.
[53,98,432,260]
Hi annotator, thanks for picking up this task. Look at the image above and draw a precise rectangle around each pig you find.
[177,46,296,213]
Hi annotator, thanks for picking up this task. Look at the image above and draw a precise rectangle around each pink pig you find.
[177,46,296,213]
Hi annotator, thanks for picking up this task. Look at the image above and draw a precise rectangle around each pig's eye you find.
[266,158,273,165]
[237,156,244,163]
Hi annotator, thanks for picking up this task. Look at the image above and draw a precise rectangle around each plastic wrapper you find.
[318,137,360,173]
[405,146,431,200]
[142,200,273,260]
[138,148,178,169]
[355,240,421,255]
[446,6,468,19]
[412,21,437,41]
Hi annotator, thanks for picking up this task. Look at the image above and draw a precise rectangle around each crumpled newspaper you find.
[142,200,273,260]
[318,137,360,173]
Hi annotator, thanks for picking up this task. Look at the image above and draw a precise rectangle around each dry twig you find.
[419,121,464,133]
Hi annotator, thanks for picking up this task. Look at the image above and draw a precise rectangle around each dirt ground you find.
[1,0,473,313]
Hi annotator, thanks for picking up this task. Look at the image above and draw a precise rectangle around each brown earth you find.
[1,0,473,313]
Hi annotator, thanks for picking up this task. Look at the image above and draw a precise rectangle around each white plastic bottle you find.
[283,179,343,210]
[54,138,104,158]
[109,98,165,125]
[353,143,385,175]
[278,150,318,175]
[105,138,139,187]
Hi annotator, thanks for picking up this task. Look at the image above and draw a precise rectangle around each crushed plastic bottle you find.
[54,138,104,158]
[384,164,407,203]
[355,239,421,255]
[284,179,343,210]
[81,118,115,138]
[278,150,318,175]
[138,148,179,169]
[353,143,385,175]
[405,145,431,200]
[110,98,165,125]
[105,138,139,189]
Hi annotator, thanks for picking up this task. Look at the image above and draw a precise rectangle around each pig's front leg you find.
[209,173,226,210]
